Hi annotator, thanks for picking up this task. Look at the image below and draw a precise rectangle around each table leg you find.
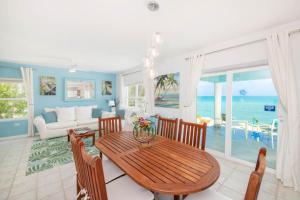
[174,195,180,200]
[67,134,70,142]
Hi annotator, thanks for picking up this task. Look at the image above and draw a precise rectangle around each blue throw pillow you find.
[42,111,57,124]
[92,108,102,118]
[146,116,158,130]
[116,109,125,119]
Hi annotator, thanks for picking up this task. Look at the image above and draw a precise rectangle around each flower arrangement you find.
[132,117,156,146]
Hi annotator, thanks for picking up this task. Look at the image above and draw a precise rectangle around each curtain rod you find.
[184,38,266,61]
[289,28,300,36]
[121,69,143,76]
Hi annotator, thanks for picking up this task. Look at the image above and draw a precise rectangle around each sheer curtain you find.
[267,31,300,191]
[143,68,154,115]
[21,67,35,137]
[181,55,205,121]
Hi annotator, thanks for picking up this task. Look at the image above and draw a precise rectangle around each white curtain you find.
[21,67,35,137]
[181,55,205,121]
[267,32,300,191]
[117,74,125,108]
[143,69,155,115]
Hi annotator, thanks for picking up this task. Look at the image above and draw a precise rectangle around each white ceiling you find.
[0,0,300,72]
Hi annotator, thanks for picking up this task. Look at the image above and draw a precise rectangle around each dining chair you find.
[185,148,267,200]
[69,130,125,200]
[80,139,154,200]
[178,119,207,150]
[98,116,122,137]
[156,116,178,140]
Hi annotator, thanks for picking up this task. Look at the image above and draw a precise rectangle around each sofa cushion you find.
[41,111,57,124]
[75,106,94,121]
[92,108,102,118]
[46,121,77,130]
[56,107,76,122]
[77,118,98,126]
[102,111,115,118]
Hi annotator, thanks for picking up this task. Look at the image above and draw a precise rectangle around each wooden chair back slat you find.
[69,130,88,199]
[244,148,267,200]
[178,119,207,150]
[98,116,122,137]
[81,144,108,200]
[156,116,178,140]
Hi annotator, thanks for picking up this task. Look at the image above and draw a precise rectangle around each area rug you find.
[26,136,99,176]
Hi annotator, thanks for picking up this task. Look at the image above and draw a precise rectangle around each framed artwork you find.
[40,76,56,95]
[65,78,95,101]
[102,80,112,95]
[154,72,180,108]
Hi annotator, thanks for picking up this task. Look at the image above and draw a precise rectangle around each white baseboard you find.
[0,134,28,141]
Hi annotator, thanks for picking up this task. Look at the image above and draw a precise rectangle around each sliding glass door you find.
[197,67,278,169]
[231,69,278,168]
[197,74,226,153]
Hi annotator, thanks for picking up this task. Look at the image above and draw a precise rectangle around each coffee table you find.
[67,127,96,145]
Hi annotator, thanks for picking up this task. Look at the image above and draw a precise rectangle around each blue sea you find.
[197,96,279,125]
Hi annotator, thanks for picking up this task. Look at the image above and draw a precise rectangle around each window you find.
[197,67,278,169]
[126,84,145,108]
[0,79,27,120]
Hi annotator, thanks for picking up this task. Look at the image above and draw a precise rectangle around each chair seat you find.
[102,159,125,183]
[106,175,154,200]
[185,189,232,200]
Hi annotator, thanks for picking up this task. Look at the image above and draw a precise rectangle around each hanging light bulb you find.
[143,57,152,68]
[150,47,159,58]
[153,32,162,45]
[69,64,77,73]
[149,68,155,79]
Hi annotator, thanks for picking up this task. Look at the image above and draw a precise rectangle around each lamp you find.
[108,100,116,112]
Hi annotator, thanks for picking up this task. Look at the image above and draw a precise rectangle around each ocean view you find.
[197,96,279,125]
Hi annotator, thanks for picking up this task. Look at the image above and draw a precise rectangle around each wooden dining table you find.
[95,131,220,199]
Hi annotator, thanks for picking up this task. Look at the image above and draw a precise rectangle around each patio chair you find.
[157,116,178,140]
[69,131,125,200]
[259,119,278,149]
[79,139,154,200]
[98,116,122,137]
[178,119,207,150]
[185,147,267,200]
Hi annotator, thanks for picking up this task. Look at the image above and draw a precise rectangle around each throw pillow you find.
[41,111,57,124]
[116,109,125,119]
[75,106,93,121]
[92,108,102,118]
[56,107,76,122]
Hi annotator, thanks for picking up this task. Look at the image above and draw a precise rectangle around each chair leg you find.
[76,181,81,200]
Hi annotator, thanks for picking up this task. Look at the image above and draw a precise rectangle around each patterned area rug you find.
[26,136,99,176]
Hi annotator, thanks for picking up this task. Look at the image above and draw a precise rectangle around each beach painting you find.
[40,76,56,95]
[154,72,180,108]
[102,80,112,95]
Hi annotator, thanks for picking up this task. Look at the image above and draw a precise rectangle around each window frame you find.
[0,78,28,121]
[125,83,145,108]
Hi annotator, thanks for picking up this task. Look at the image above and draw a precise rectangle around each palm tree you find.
[155,74,178,98]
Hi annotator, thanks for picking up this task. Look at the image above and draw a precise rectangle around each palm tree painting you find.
[154,72,180,108]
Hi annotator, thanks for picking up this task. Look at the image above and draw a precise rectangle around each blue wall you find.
[0,61,116,137]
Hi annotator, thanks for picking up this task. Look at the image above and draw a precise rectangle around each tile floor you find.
[0,137,299,200]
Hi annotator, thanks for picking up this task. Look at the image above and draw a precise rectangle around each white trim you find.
[207,148,276,174]
[0,117,28,122]
[0,78,23,82]
[0,134,28,141]
[225,71,232,157]
[0,98,27,101]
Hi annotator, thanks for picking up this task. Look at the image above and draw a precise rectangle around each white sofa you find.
[34,106,115,139]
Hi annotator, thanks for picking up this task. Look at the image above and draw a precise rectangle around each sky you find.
[197,79,278,96]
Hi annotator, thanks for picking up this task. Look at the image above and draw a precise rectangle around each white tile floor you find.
[0,137,299,200]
